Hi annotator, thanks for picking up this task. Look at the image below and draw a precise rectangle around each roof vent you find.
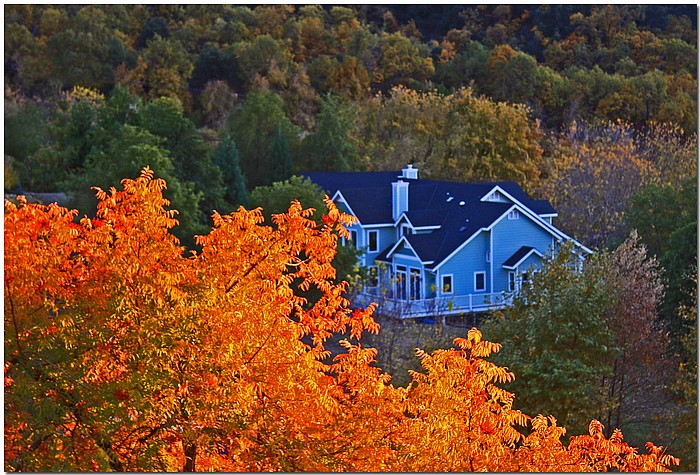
[459,201,465,206]
[401,164,419,180]
[446,196,454,202]
[459,226,467,232]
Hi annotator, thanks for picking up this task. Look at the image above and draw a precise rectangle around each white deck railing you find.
[353,288,513,319]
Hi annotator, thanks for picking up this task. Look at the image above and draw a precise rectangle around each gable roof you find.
[502,246,544,270]
[302,169,590,267]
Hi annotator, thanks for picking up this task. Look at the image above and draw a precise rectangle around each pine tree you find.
[268,125,293,184]
[214,136,248,210]
[307,94,356,172]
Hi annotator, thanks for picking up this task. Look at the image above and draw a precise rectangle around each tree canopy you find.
[4,169,679,472]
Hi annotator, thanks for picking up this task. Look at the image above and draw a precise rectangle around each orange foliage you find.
[4,169,678,472]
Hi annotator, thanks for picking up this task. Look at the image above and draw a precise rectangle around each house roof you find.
[301,170,583,268]
[406,202,512,269]
[303,171,556,224]
[502,246,544,270]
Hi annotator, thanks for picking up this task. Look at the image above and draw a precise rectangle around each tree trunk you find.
[183,442,197,472]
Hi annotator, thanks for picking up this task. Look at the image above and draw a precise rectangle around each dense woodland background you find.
[4,4,698,471]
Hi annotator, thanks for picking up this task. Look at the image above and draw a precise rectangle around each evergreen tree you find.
[229,90,299,189]
[214,136,248,210]
[306,94,357,172]
[268,125,293,184]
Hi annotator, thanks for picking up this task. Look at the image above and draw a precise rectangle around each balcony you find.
[353,287,513,319]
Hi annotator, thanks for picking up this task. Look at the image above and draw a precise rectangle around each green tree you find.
[482,45,539,105]
[4,99,50,189]
[485,243,614,435]
[228,90,299,189]
[669,282,698,472]
[213,136,248,211]
[626,176,697,339]
[304,94,358,172]
[486,237,672,440]
[136,96,226,215]
[62,124,205,244]
[136,16,169,48]
[46,6,120,91]
[268,126,293,184]
[249,175,326,224]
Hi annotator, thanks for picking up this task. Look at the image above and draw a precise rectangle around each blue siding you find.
[492,214,553,292]
[519,253,543,273]
[394,245,414,256]
[437,232,489,297]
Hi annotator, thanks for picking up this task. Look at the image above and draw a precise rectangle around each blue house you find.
[303,165,591,318]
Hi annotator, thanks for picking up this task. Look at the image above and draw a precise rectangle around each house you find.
[303,165,591,318]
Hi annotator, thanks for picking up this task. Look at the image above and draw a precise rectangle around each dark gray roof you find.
[405,202,511,268]
[301,170,559,268]
[502,246,538,269]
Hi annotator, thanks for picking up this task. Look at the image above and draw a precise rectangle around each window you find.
[474,271,486,292]
[400,224,412,237]
[368,230,378,252]
[409,268,422,300]
[441,275,453,294]
[508,271,516,292]
[350,230,357,247]
[395,266,407,300]
[508,210,520,220]
[489,191,502,201]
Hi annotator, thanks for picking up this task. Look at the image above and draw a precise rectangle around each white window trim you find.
[508,271,516,292]
[508,209,520,220]
[367,230,379,252]
[488,191,502,201]
[409,267,422,301]
[474,271,486,292]
[441,274,454,295]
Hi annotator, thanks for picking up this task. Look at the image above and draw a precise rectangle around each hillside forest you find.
[4,4,698,472]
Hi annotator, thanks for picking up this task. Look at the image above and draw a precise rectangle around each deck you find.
[353,288,513,319]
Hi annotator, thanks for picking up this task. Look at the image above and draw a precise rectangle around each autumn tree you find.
[539,120,656,249]
[597,233,672,437]
[356,86,544,191]
[5,168,377,471]
[4,169,679,471]
[117,35,194,108]
[375,32,435,88]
